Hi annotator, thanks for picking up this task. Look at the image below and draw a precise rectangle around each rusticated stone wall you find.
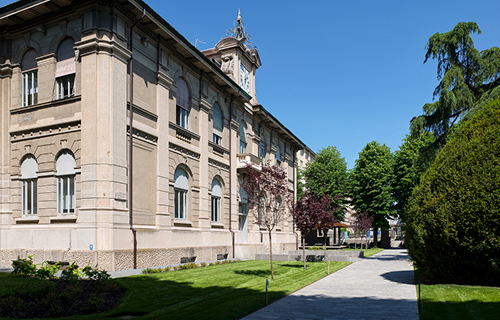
[1,245,232,271]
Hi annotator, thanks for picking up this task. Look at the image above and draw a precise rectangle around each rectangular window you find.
[259,141,265,160]
[54,74,75,100]
[176,107,189,129]
[238,203,247,231]
[22,179,37,215]
[211,196,221,222]
[213,133,222,145]
[58,175,75,213]
[258,205,264,226]
[239,141,247,154]
[175,188,187,219]
[22,71,38,107]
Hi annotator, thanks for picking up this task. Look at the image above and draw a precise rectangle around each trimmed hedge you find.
[405,98,500,285]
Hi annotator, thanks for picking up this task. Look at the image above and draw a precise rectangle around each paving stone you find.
[241,249,419,320]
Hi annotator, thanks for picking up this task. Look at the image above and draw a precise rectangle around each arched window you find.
[174,168,188,219]
[259,133,266,160]
[57,151,76,213]
[21,156,38,215]
[175,79,190,129]
[212,102,223,145]
[21,49,38,107]
[211,179,222,222]
[54,38,76,100]
[239,121,247,153]
[276,146,281,167]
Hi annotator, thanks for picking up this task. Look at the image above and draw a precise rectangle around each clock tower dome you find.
[202,10,261,104]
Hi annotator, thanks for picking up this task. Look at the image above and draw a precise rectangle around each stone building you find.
[0,0,313,270]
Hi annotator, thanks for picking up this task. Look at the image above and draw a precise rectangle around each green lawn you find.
[0,260,349,320]
[418,283,500,320]
[342,247,384,257]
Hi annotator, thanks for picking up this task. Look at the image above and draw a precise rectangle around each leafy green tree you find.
[405,98,500,285]
[302,146,348,218]
[350,141,394,246]
[411,22,500,156]
[391,133,435,222]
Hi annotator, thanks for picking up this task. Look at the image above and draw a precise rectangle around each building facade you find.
[0,0,314,270]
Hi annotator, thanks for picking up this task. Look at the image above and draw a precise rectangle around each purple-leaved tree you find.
[293,190,319,269]
[316,195,340,255]
[293,192,340,269]
[243,163,293,279]
[352,210,374,250]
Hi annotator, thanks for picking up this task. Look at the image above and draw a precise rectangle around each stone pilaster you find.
[76,36,130,257]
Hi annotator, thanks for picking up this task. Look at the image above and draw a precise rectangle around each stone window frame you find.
[56,150,76,214]
[174,167,189,220]
[175,78,190,130]
[20,155,38,215]
[21,49,38,107]
[211,178,222,223]
[53,37,76,101]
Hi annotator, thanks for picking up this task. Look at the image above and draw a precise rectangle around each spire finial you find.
[226,10,254,49]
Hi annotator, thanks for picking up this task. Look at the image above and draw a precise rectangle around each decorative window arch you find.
[174,168,189,219]
[211,179,222,222]
[21,155,38,215]
[175,78,190,129]
[21,49,38,107]
[54,37,76,100]
[212,102,223,145]
[239,121,247,153]
[56,151,76,213]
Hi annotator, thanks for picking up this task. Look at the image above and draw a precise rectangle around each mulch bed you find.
[0,279,125,319]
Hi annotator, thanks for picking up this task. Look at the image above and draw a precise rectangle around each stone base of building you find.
[1,242,298,271]
[1,245,232,271]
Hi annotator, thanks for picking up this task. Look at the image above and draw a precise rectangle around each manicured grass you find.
[343,247,384,257]
[0,273,57,296]
[418,283,500,320]
[0,260,349,320]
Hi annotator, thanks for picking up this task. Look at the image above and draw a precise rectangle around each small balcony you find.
[237,153,262,171]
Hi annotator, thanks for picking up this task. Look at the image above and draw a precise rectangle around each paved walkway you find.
[241,249,419,320]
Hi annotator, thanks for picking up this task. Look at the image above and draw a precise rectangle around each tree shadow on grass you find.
[419,299,500,320]
[278,264,305,268]
[234,269,271,276]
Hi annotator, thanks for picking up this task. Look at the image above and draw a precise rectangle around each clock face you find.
[240,64,250,92]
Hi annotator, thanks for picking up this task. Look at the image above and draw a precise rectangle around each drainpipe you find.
[228,93,239,259]
[128,8,146,270]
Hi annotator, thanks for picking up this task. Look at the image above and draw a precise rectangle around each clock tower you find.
[202,10,261,104]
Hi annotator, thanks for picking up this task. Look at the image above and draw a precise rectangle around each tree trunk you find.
[302,235,306,270]
[269,231,274,279]
[373,228,378,247]
[324,229,327,258]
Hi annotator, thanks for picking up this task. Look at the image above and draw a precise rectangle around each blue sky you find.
[2,0,499,168]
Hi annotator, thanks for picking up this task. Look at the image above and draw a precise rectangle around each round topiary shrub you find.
[405,98,500,285]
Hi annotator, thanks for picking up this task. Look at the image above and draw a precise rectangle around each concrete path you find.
[241,249,419,320]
